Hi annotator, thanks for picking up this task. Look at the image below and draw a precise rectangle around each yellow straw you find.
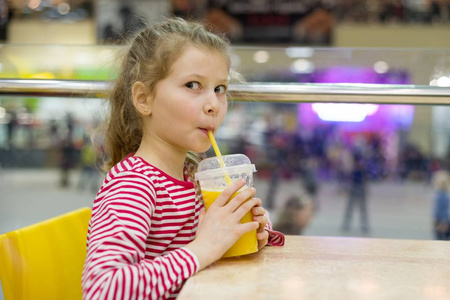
[208,130,232,185]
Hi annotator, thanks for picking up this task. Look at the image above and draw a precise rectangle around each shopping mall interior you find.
[1,1,450,297]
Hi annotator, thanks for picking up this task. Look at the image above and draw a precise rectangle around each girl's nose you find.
[204,91,219,115]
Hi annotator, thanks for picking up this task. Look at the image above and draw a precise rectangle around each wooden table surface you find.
[178,235,450,299]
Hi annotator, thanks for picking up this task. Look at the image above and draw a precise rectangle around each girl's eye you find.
[186,82,200,90]
[214,85,226,94]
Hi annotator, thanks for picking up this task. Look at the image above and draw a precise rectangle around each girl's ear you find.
[131,81,152,116]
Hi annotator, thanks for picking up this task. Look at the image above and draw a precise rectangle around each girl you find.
[82,17,284,300]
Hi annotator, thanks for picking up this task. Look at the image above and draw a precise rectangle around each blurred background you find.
[1,0,450,255]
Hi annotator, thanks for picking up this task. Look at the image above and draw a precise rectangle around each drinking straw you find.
[208,130,232,185]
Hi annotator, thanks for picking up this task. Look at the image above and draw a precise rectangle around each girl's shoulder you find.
[109,156,157,176]
[100,156,158,189]
[107,156,194,189]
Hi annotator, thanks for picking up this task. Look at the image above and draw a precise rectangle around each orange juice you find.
[202,189,258,258]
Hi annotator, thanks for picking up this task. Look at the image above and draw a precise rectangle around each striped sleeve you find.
[82,171,199,300]
[264,210,285,246]
[266,228,285,246]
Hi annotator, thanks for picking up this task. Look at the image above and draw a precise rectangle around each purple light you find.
[299,103,414,132]
[297,66,413,131]
[312,103,379,122]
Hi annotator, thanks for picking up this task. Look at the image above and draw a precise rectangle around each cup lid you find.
[195,154,256,180]
[197,154,253,171]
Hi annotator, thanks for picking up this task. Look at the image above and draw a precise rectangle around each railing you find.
[1,79,450,105]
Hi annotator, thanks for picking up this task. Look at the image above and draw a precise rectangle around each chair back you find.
[0,207,91,300]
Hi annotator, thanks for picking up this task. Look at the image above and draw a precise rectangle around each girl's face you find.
[146,45,229,153]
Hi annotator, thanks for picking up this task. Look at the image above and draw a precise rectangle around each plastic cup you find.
[195,154,258,258]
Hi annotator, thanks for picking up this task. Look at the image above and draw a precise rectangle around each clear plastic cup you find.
[195,154,258,258]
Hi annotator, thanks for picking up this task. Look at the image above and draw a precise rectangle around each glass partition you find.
[1,45,450,244]
[0,44,117,80]
[233,47,450,87]
[216,101,449,240]
[1,44,450,86]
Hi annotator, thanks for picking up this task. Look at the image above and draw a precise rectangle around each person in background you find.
[274,195,313,235]
[0,0,11,41]
[301,157,319,211]
[59,113,76,187]
[341,149,370,233]
[82,17,285,300]
[59,137,75,188]
[119,4,146,37]
[432,170,450,240]
[77,137,101,193]
[6,107,17,150]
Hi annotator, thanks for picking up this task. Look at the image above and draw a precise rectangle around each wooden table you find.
[178,235,450,299]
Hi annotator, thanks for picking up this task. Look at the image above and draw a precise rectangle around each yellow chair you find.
[0,207,91,300]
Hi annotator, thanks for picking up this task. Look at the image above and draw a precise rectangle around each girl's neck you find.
[134,138,187,181]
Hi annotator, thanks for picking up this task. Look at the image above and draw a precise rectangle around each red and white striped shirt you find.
[82,156,284,300]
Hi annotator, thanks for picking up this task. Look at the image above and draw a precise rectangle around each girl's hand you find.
[251,200,269,250]
[188,179,259,270]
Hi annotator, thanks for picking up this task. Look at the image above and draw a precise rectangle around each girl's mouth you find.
[199,127,214,136]
[199,128,209,136]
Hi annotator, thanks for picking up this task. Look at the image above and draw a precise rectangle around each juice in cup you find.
[195,154,258,258]
[201,189,258,258]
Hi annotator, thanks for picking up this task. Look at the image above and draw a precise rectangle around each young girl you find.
[82,17,284,299]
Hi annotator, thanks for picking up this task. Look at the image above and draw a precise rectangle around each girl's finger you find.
[211,179,246,208]
[233,197,259,221]
[253,215,268,232]
[237,220,259,235]
[253,198,262,207]
[251,203,264,216]
[225,187,256,213]
[256,230,269,241]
